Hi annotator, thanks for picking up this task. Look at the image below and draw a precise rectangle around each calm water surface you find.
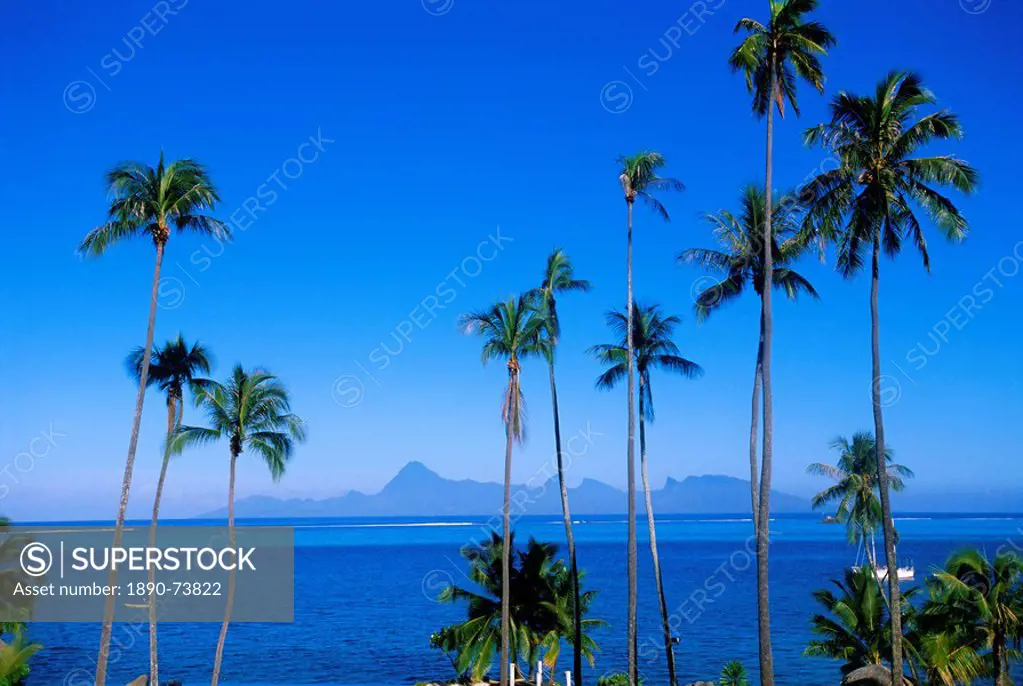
[27,514,1023,685]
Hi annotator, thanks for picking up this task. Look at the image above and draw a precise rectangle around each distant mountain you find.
[200,461,810,518]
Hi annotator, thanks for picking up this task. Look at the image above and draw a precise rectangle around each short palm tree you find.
[929,549,1023,685]
[171,365,305,686]
[590,302,702,686]
[805,566,918,676]
[537,563,604,679]
[911,580,987,686]
[78,153,228,686]
[807,432,913,565]
[802,71,979,679]
[126,335,212,685]
[527,248,590,686]
[680,184,818,524]
[730,4,834,682]
[460,296,544,686]
[0,625,42,685]
[720,660,750,686]
[616,151,683,686]
[437,533,604,682]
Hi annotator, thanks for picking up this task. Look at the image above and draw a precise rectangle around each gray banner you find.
[0,526,293,622]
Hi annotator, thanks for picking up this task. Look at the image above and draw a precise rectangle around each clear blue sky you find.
[2,0,1021,520]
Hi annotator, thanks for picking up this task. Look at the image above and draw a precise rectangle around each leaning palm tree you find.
[590,303,702,686]
[170,365,305,686]
[460,296,544,686]
[807,432,913,567]
[802,71,979,680]
[126,335,213,686]
[729,4,835,682]
[616,151,683,686]
[929,549,1023,685]
[527,248,590,686]
[78,153,228,686]
[680,184,818,524]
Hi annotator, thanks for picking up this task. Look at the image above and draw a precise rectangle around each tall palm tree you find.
[616,151,683,686]
[78,153,229,686]
[527,248,590,686]
[126,335,213,685]
[802,71,979,681]
[680,184,818,524]
[170,365,305,686]
[460,296,544,686]
[729,4,835,682]
[590,303,702,686]
[930,549,1023,685]
[807,432,913,566]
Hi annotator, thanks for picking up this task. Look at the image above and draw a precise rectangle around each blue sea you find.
[26,514,1023,685]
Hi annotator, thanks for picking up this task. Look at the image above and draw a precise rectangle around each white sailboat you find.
[851,531,914,581]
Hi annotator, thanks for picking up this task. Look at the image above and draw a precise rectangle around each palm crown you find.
[729,0,836,118]
[459,296,545,442]
[617,152,684,218]
[807,432,913,544]
[527,249,591,348]
[805,566,919,674]
[802,71,979,275]
[680,184,819,321]
[126,335,213,403]
[171,365,306,478]
[78,152,230,256]
[590,303,703,421]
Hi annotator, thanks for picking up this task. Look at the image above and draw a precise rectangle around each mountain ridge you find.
[199,461,810,518]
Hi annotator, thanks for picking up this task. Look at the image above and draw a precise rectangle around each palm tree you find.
[802,71,979,680]
[460,297,545,686]
[527,248,590,686]
[126,335,213,686]
[0,625,42,685]
[537,563,605,679]
[911,580,987,686]
[929,549,1023,685]
[807,432,913,566]
[805,566,918,676]
[590,303,702,686]
[616,151,683,686]
[680,184,818,523]
[437,532,605,682]
[78,153,228,686]
[170,365,305,686]
[720,660,750,686]
[729,4,835,681]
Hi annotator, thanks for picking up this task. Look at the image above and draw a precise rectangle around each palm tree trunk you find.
[211,450,238,686]
[147,394,178,685]
[625,198,638,686]
[95,240,165,686]
[548,362,582,686]
[992,634,1003,686]
[870,235,901,685]
[639,383,677,686]
[500,370,516,686]
[755,63,778,686]
[749,327,764,526]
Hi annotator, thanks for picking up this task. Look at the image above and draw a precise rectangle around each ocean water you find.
[26,514,1023,685]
